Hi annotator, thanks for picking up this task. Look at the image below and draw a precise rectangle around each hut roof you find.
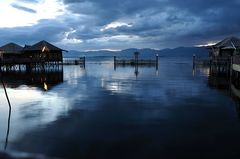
[214,37,240,49]
[0,42,23,54]
[25,40,63,52]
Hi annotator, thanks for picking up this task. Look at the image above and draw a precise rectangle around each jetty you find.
[193,37,240,76]
[193,36,240,95]
[63,57,85,66]
[208,37,240,76]
[114,52,159,70]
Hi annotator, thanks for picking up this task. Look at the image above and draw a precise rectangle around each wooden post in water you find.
[0,57,2,73]
[83,56,86,69]
[156,54,159,70]
[114,56,116,70]
[193,54,196,69]
[134,52,139,66]
[209,57,212,74]
[230,56,233,83]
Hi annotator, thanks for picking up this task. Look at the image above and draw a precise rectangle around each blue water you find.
[0,57,240,159]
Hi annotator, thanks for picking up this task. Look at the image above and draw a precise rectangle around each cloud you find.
[1,0,240,50]
[0,19,69,47]
[11,3,37,13]
[16,0,40,3]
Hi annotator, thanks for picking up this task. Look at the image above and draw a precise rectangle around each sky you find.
[0,0,240,51]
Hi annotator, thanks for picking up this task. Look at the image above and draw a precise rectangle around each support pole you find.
[114,56,116,70]
[83,56,86,69]
[156,54,159,70]
[193,54,196,69]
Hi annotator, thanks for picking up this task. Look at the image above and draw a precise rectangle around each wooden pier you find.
[193,55,231,76]
[210,57,231,76]
[63,57,85,66]
[114,53,159,70]
[192,55,210,67]
[0,58,62,72]
[0,56,86,72]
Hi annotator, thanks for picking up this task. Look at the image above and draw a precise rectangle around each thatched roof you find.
[214,37,240,49]
[24,40,63,52]
[0,42,23,54]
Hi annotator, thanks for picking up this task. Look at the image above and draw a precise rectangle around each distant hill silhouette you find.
[63,47,208,59]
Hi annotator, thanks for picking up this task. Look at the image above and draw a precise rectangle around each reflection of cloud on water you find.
[100,76,202,107]
[101,79,133,94]
[0,87,71,147]
[1,59,227,155]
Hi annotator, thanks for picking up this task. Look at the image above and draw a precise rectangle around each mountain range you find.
[63,47,208,59]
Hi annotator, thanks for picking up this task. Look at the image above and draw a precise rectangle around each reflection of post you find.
[134,65,139,78]
[1,78,12,151]
[4,103,11,151]
[114,56,116,71]
[83,56,86,69]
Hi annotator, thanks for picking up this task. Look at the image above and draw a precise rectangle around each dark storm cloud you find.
[11,3,37,13]
[1,0,240,50]
[60,0,240,49]
[0,19,69,47]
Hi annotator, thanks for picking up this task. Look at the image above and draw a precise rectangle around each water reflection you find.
[1,70,63,91]
[114,64,158,79]
[1,58,240,158]
[4,103,11,151]
[0,78,12,151]
[195,65,240,118]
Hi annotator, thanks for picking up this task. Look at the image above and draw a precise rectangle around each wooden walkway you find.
[210,57,231,76]
[193,56,231,76]
[0,57,86,72]
[114,59,157,65]
[62,57,85,65]
[114,55,159,66]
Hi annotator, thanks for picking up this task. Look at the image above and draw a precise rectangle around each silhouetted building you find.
[0,42,23,59]
[23,40,64,62]
[208,37,240,58]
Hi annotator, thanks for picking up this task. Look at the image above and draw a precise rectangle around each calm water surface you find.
[0,58,240,159]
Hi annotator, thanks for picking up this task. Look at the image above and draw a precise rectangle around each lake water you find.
[0,57,240,159]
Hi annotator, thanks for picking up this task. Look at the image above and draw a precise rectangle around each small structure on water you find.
[0,40,66,72]
[208,37,240,58]
[0,43,23,59]
[23,40,64,63]
[114,52,159,66]
[204,37,240,76]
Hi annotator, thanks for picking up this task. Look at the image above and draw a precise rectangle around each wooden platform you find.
[114,59,157,65]
[210,57,231,76]
[63,57,85,65]
[114,55,159,66]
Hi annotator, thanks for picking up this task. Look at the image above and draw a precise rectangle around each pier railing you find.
[0,57,86,66]
[209,56,231,76]
[114,54,159,66]
[62,57,85,65]
[0,57,46,65]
